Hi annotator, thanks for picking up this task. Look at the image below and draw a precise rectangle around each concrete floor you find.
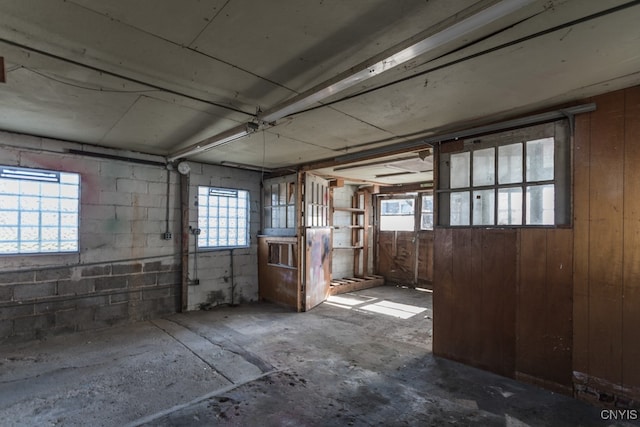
[0,286,631,426]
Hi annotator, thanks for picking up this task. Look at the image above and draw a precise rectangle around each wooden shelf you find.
[333,207,365,213]
[333,245,364,250]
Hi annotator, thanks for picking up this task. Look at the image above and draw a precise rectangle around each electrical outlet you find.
[162,232,172,240]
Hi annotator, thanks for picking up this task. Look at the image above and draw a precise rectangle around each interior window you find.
[438,121,569,227]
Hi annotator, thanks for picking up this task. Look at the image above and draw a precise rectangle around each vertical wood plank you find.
[588,90,625,386]
[451,229,473,362]
[516,229,547,378]
[501,229,518,376]
[573,110,591,376]
[470,229,483,362]
[623,86,640,393]
[433,228,453,357]
[545,228,574,386]
[479,229,516,377]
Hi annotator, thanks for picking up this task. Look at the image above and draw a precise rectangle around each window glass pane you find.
[198,186,250,248]
[497,188,523,225]
[380,199,415,231]
[422,195,433,213]
[380,216,414,231]
[526,138,554,182]
[0,211,19,225]
[279,184,287,205]
[526,184,555,225]
[271,184,278,206]
[473,189,495,225]
[450,152,470,189]
[287,206,295,228]
[0,166,79,254]
[473,148,495,186]
[450,192,470,226]
[277,206,287,228]
[498,143,523,184]
[421,214,433,230]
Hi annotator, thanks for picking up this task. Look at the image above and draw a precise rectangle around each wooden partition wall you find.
[434,86,640,406]
[572,87,640,405]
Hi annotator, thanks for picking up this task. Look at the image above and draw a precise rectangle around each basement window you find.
[0,165,80,254]
[437,121,569,227]
[197,186,250,249]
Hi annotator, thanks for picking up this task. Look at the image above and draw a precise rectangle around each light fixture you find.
[177,161,191,175]
[258,0,536,123]
[167,122,259,162]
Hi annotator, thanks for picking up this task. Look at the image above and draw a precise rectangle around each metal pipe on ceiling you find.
[333,103,597,164]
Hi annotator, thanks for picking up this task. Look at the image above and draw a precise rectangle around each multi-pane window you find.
[0,166,79,254]
[263,175,296,234]
[438,121,569,227]
[421,194,434,230]
[380,198,415,231]
[198,186,249,249]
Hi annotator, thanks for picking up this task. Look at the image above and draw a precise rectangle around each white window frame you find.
[0,165,80,255]
[437,121,570,227]
[197,186,250,249]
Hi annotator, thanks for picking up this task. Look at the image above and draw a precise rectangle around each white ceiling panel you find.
[191,130,337,169]
[100,95,241,153]
[191,0,484,92]
[0,64,138,145]
[67,0,226,46]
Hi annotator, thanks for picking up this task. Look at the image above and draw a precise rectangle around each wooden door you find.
[377,196,417,284]
[303,173,331,310]
[376,193,434,286]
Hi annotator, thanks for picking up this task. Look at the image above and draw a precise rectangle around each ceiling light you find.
[167,122,259,162]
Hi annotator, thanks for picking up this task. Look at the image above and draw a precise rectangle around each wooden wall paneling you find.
[451,229,473,363]
[572,109,591,377]
[377,232,395,280]
[433,228,454,357]
[588,90,625,387]
[500,229,518,377]
[417,231,434,284]
[469,228,484,366]
[623,86,640,396]
[479,229,517,377]
[516,229,548,379]
[258,237,299,309]
[544,228,574,387]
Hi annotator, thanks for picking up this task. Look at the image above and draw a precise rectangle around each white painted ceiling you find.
[1,0,639,185]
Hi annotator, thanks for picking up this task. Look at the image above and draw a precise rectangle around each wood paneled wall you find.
[573,87,640,404]
[517,228,573,392]
[433,228,517,378]
[434,86,640,405]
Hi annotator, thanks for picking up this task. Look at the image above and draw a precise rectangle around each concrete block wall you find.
[0,130,260,341]
[185,163,261,310]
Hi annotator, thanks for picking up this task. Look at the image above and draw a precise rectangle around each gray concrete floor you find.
[0,285,632,426]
